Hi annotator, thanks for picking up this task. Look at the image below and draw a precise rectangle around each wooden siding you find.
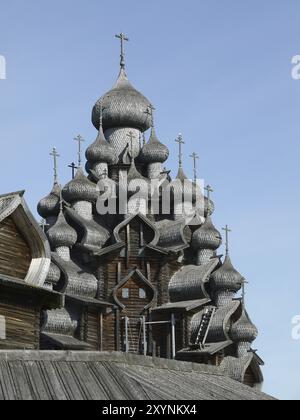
[0,301,39,349]
[86,310,100,350]
[0,216,31,280]
[244,366,256,388]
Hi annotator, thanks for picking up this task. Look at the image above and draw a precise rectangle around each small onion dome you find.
[85,125,117,164]
[37,183,60,218]
[192,215,222,250]
[211,255,243,292]
[127,161,149,197]
[172,167,196,201]
[47,211,77,249]
[119,160,149,198]
[62,168,99,203]
[230,310,258,343]
[46,262,61,286]
[92,69,152,132]
[139,127,169,163]
[204,196,215,216]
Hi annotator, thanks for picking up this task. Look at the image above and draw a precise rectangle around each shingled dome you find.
[139,127,169,163]
[62,168,99,203]
[211,255,243,293]
[231,310,258,343]
[192,215,222,250]
[37,183,60,219]
[85,125,117,164]
[47,211,77,249]
[92,69,152,132]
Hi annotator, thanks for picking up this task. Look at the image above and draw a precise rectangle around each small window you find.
[122,288,129,299]
[139,288,146,299]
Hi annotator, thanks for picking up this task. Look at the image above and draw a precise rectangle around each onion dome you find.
[126,160,149,197]
[204,196,215,216]
[46,262,61,287]
[139,127,169,163]
[92,69,152,132]
[231,310,258,343]
[47,211,77,249]
[85,125,117,164]
[62,168,99,203]
[192,215,222,250]
[172,167,195,200]
[37,183,60,218]
[211,255,243,292]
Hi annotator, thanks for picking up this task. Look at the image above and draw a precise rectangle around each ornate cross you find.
[204,185,213,201]
[175,134,185,168]
[40,219,49,232]
[115,32,129,69]
[222,224,232,255]
[74,135,85,168]
[68,162,77,180]
[190,152,199,183]
[127,131,135,157]
[50,147,60,184]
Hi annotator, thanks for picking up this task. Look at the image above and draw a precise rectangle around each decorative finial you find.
[68,162,78,180]
[74,135,85,168]
[204,185,213,201]
[50,147,60,184]
[127,131,135,157]
[222,224,232,256]
[115,32,129,69]
[190,152,199,183]
[175,134,185,168]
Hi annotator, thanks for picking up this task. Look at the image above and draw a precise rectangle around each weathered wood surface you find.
[0,216,31,279]
[0,301,39,349]
[0,351,275,401]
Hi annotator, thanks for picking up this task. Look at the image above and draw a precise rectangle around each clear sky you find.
[0,0,299,400]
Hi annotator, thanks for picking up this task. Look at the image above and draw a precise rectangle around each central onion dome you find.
[37,183,60,219]
[211,255,243,292]
[230,310,258,343]
[62,168,99,203]
[47,211,77,249]
[92,69,152,132]
[192,215,222,250]
[85,125,117,164]
[139,127,169,163]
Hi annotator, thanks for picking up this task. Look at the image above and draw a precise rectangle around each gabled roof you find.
[0,351,275,400]
[112,268,157,310]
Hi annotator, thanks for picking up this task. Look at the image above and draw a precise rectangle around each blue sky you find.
[0,0,300,399]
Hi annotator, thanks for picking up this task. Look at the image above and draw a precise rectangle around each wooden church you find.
[0,34,264,392]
